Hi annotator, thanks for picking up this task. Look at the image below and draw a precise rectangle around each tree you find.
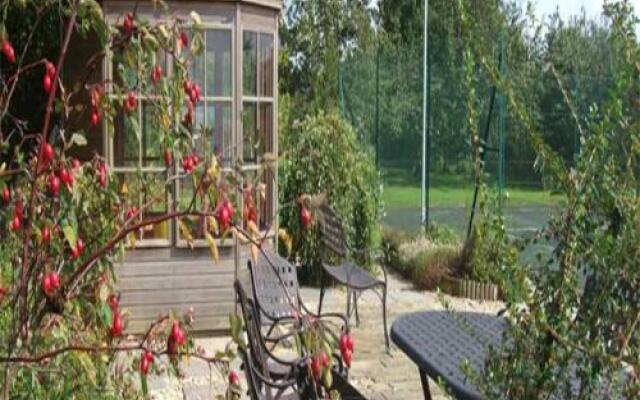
[279,0,375,118]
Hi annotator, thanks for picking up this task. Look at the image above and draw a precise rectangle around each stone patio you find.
[148,271,503,399]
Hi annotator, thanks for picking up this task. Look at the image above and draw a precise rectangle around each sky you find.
[533,0,639,21]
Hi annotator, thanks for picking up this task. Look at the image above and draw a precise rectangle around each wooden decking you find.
[116,248,241,333]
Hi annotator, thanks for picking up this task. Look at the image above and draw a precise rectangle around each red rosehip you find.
[300,207,312,229]
[42,143,54,164]
[183,80,192,94]
[111,310,124,337]
[228,370,240,386]
[217,205,231,229]
[98,163,108,188]
[15,200,23,219]
[45,61,56,78]
[342,348,352,368]
[151,65,163,85]
[42,226,50,243]
[76,238,84,254]
[140,352,153,375]
[2,186,9,204]
[123,13,133,35]
[72,158,81,169]
[2,40,15,64]
[50,272,60,289]
[124,92,137,113]
[43,74,52,94]
[180,32,188,48]
[311,355,322,379]
[192,154,200,166]
[170,320,186,345]
[339,334,349,354]
[11,215,20,232]
[182,156,194,173]
[71,246,80,260]
[107,294,119,310]
[321,351,329,368]
[48,173,60,196]
[42,274,53,296]
[90,110,100,127]
[126,207,137,220]
[164,148,172,168]
[347,334,354,352]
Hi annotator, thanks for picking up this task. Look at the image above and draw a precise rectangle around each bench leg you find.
[382,284,390,351]
[419,368,433,400]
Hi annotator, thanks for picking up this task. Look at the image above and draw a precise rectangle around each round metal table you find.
[390,311,506,400]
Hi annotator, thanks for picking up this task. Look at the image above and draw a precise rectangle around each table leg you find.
[419,368,432,400]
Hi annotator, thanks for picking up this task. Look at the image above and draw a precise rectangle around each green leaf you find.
[62,223,77,248]
[98,304,113,328]
[69,133,88,147]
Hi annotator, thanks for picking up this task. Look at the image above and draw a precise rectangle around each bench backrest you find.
[318,204,348,260]
[248,247,300,322]
[234,281,270,375]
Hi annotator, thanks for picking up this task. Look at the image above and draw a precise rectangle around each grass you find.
[382,167,563,208]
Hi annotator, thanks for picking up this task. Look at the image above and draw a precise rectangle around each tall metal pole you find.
[421,0,429,229]
[375,39,380,168]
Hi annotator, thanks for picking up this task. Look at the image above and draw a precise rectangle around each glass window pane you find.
[142,101,163,167]
[115,172,169,242]
[206,30,232,97]
[191,46,205,91]
[259,33,274,97]
[243,31,257,96]
[113,109,139,167]
[242,102,257,162]
[259,103,274,154]
[206,102,232,162]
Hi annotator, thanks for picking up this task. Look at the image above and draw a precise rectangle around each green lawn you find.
[382,168,563,208]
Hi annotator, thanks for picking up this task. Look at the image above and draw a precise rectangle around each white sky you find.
[532,0,640,21]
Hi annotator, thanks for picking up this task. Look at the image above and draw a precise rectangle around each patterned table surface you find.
[390,311,506,400]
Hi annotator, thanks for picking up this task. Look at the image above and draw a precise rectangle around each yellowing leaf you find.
[120,182,128,195]
[178,219,194,249]
[205,233,219,263]
[251,243,259,265]
[207,159,219,181]
[207,216,219,236]
[278,228,293,254]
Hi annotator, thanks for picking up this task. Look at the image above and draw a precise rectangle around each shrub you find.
[279,112,382,284]
[382,225,461,290]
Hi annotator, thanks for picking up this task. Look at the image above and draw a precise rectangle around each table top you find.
[390,311,506,400]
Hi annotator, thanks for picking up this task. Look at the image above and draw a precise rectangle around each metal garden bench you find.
[246,246,348,339]
[317,204,390,350]
[235,278,368,399]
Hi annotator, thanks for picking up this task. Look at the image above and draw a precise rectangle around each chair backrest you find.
[248,247,301,322]
[318,204,348,260]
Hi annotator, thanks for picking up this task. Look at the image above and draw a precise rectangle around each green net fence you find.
[339,27,611,239]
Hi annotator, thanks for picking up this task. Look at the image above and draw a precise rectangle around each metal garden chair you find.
[317,204,390,350]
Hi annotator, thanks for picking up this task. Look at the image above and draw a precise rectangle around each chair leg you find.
[382,284,390,351]
[353,291,360,327]
[318,274,326,315]
[346,287,352,323]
